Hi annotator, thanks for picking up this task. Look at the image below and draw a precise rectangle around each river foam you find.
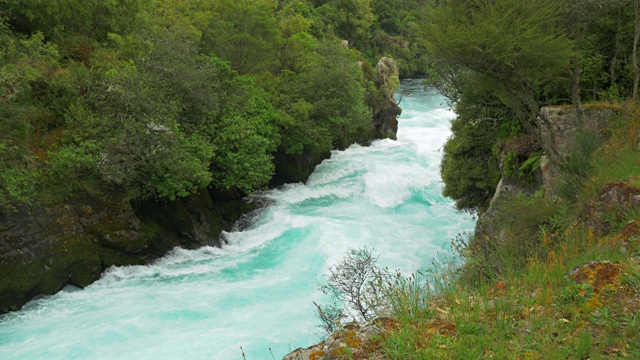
[0,80,475,359]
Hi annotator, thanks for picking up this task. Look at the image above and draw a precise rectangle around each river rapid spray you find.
[0,81,475,359]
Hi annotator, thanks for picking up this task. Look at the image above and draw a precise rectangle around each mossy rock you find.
[76,197,148,253]
[134,188,253,250]
[271,147,332,186]
[0,204,102,312]
[0,188,257,313]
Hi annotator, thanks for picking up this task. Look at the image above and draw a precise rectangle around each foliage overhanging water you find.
[0,81,475,359]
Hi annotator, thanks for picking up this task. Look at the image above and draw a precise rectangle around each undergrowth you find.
[316,102,640,359]
[376,102,640,359]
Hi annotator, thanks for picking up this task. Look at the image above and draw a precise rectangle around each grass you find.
[376,231,640,359]
[322,102,640,359]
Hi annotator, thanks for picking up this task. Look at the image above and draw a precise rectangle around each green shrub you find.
[557,130,602,201]
[458,191,559,285]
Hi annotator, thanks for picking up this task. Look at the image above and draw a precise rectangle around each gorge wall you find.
[0,57,402,314]
[474,106,618,244]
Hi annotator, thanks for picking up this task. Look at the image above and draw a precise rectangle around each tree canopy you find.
[429,0,639,211]
[1,0,426,209]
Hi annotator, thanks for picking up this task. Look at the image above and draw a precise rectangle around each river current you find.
[0,81,475,359]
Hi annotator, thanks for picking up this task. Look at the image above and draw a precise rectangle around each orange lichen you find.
[619,220,639,242]
[571,261,622,294]
[342,330,362,349]
[570,261,625,309]
[309,349,325,360]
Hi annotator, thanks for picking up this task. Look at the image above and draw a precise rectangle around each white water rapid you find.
[0,81,475,359]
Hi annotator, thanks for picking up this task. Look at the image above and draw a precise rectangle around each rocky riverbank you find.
[0,57,402,314]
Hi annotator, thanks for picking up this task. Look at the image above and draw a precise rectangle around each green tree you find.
[208,67,281,192]
[51,27,280,200]
[201,0,282,74]
[277,40,372,155]
[440,85,504,212]
[312,0,375,47]
[424,0,575,128]
[0,0,147,41]
[0,28,62,207]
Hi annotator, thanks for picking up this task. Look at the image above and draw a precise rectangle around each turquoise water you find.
[0,81,475,359]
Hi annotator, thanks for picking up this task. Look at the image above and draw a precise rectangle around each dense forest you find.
[433,0,640,211]
[0,0,427,210]
[2,0,639,213]
[3,0,640,356]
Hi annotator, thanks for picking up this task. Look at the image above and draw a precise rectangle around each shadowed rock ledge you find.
[0,56,403,314]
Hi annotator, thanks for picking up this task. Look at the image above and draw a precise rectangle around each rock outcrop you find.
[372,57,401,140]
[538,106,616,197]
[579,182,640,234]
[475,106,618,243]
[538,106,614,161]
[284,320,391,360]
[0,190,253,313]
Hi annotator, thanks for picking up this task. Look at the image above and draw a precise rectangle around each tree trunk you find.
[571,55,585,127]
[634,0,640,100]
[610,6,622,89]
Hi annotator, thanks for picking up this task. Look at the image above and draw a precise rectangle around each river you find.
[0,80,475,359]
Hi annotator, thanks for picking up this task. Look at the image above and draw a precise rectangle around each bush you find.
[440,111,501,212]
[318,247,389,324]
[458,191,559,285]
[557,130,602,201]
[315,247,436,336]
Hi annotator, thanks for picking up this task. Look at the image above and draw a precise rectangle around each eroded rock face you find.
[538,106,615,161]
[372,57,401,140]
[0,190,251,313]
[579,182,640,234]
[538,106,617,197]
[475,106,620,243]
[475,134,543,244]
[0,197,145,312]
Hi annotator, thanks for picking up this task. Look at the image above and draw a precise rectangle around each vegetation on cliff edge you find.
[313,102,640,359]
[0,0,423,210]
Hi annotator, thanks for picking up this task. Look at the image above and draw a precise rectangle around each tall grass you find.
[373,102,640,359]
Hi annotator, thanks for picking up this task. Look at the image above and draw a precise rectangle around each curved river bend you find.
[0,81,475,359]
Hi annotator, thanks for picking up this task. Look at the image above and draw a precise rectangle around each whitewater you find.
[0,81,475,359]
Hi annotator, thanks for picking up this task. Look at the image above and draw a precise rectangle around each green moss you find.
[99,248,146,267]
[272,147,332,186]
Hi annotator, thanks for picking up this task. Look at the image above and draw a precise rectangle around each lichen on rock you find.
[579,182,640,235]
[284,320,392,360]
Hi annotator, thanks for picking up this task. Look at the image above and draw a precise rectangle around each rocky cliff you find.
[474,105,619,245]
[270,56,402,186]
[0,57,402,313]
[0,190,252,313]
[372,57,402,140]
